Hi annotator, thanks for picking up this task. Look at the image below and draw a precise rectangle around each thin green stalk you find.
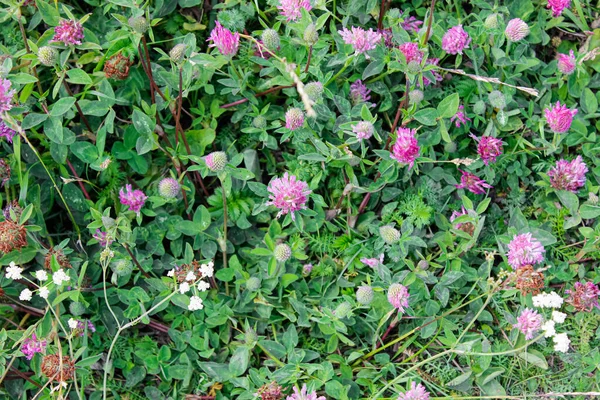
[256,341,285,367]
[221,182,229,296]
[571,0,590,31]
[325,57,353,87]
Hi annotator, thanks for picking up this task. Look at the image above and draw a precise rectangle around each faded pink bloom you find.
[557,50,576,75]
[350,80,371,105]
[399,42,423,64]
[566,281,600,312]
[450,206,469,230]
[352,121,374,140]
[388,283,410,313]
[442,25,471,55]
[93,229,113,247]
[450,104,471,128]
[455,170,492,195]
[52,20,84,46]
[544,101,577,133]
[277,0,312,22]
[507,233,545,269]
[302,263,313,275]
[267,172,311,220]
[391,127,420,169]
[400,11,423,33]
[338,27,382,56]
[0,122,16,143]
[361,254,384,268]
[286,384,325,400]
[0,79,16,113]
[21,333,47,360]
[470,134,503,165]
[505,18,529,42]
[207,21,240,56]
[119,184,147,213]
[285,107,305,130]
[514,308,543,339]
[547,0,571,17]
[422,58,443,87]
[548,156,588,193]
[397,382,430,400]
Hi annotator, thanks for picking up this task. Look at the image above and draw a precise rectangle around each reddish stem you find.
[62,81,94,133]
[220,85,295,109]
[304,46,313,73]
[66,159,91,200]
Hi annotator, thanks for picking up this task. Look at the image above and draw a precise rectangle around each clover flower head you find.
[548,156,587,193]
[277,0,312,22]
[352,121,374,141]
[207,21,240,56]
[397,382,430,400]
[507,233,545,269]
[285,107,305,130]
[544,101,578,133]
[450,105,471,128]
[455,170,492,195]
[0,122,16,143]
[399,42,423,64]
[400,10,423,33]
[391,127,420,169]
[388,283,410,313]
[52,20,84,45]
[505,18,529,42]
[557,50,576,75]
[21,334,47,360]
[338,27,382,56]
[285,384,325,400]
[350,80,371,106]
[547,0,571,17]
[470,134,503,165]
[566,281,600,312]
[119,184,147,213]
[267,172,311,220]
[0,79,16,113]
[442,25,471,55]
[514,308,543,339]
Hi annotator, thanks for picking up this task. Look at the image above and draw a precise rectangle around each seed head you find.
[408,89,424,105]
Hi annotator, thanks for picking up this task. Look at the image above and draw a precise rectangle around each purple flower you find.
[379,28,394,48]
[455,170,492,195]
[352,121,374,141]
[277,0,312,22]
[119,184,147,213]
[544,101,577,133]
[505,18,529,42]
[470,134,503,165]
[566,281,600,312]
[422,58,443,87]
[361,254,384,268]
[391,127,420,169]
[52,20,84,46]
[547,0,571,17]
[450,104,471,128]
[388,283,410,313]
[302,263,313,275]
[557,50,576,75]
[77,320,96,336]
[450,206,469,230]
[397,382,430,400]
[514,308,543,339]
[507,233,545,269]
[267,172,311,220]
[338,27,382,56]
[350,80,371,106]
[207,21,240,57]
[0,79,16,113]
[285,107,305,130]
[400,11,423,33]
[399,42,423,64]
[548,156,588,193]
[0,121,16,143]
[442,25,471,55]
[93,229,113,247]
[286,384,325,400]
[21,333,47,360]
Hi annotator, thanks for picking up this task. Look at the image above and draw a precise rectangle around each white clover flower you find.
[200,262,214,278]
[552,311,567,323]
[179,282,190,294]
[185,271,196,282]
[553,333,570,353]
[532,291,564,309]
[6,263,23,280]
[35,270,48,281]
[68,318,78,329]
[541,320,556,338]
[19,289,33,301]
[188,296,204,311]
[52,269,70,286]
[167,269,175,277]
[38,286,50,299]
[197,281,210,292]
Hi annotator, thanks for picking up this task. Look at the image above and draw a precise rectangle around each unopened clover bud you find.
[417,260,429,270]
[38,46,58,66]
[409,89,424,105]
[334,302,352,319]
[484,13,499,30]
[246,277,261,291]
[551,36,562,47]
[356,285,374,305]
[169,43,186,63]
[488,90,506,110]
[444,141,457,153]
[379,225,401,244]
[261,29,280,51]
[274,243,292,262]
[406,61,421,74]
[113,259,133,276]
[205,151,228,172]
[69,301,86,316]
[158,177,180,199]
[252,115,267,129]
[245,327,258,345]
[588,192,598,205]
[129,16,149,34]
[304,82,324,102]
[496,109,508,126]
[303,23,319,46]
[473,100,486,115]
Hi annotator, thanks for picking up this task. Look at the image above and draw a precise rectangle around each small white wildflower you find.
[197,281,210,292]
[185,271,196,282]
[552,311,567,323]
[68,318,78,329]
[50,381,68,392]
[19,289,33,301]
[532,291,564,309]
[38,286,50,299]
[200,262,214,278]
[52,269,70,286]
[541,320,556,338]
[179,282,190,294]
[35,270,48,281]
[188,295,204,311]
[167,269,175,277]
[6,263,23,280]
[553,332,570,353]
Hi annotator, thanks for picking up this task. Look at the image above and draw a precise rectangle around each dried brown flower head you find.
[44,248,72,270]
[172,260,201,283]
[0,219,27,253]
[514,265,545,295]
[104,53,133,80]
[41,354,75,381]
[256,381,283,400]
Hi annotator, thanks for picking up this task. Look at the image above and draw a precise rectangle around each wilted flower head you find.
[0,159,10,187]
[356,285,374,305]
[3,200,22,222]
[0,79,16,113]
[207,21,240,56]
[256,381,283,400]
[450,206,475,235]
[0,122,16,143]
[548,156,587,193]
[21,333,47,360]
[399,42,423,64]
[442,25,471,55]
[158,177,180,199]
[391,127,420,169]
[400,10,423,33]
[349,80,371,106]
[0,220,28,253]
[547,0,571,17]
[388,283,410,313]
[557,50,576,75]
[397,382,430,400]
[505,18,529,42]
[103,53,133,80]
[566,281,600,312]
[119,184,147,213]
[470,134,503,165]
[52,20,84,46]
[278,0,312,22]
[455,170,492,195]
[338,27,382,56]
[450,105,471,128]
[544,101,577,133]
[41,354,75,381]
[302,263,313,276]
[205,151,228,172]
[285,107,305,130]
[507,233,545,269]
[267,172,311,220]
[285,384,325,400]
[514,308,543,339]
[352,121,374,141]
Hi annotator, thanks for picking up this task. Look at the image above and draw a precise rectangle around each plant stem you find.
[256,342,285,367]
[325,57,353,87]
[66,159,91,200]
[422,0,437,47]
[221,182,229,295]
[62,81,94,133]
[304,46,313,73]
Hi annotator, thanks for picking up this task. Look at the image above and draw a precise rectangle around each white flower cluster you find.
[532,292,570,353]
[166,261,214,311]
[6,262,71,303]
[532,291,563,308]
